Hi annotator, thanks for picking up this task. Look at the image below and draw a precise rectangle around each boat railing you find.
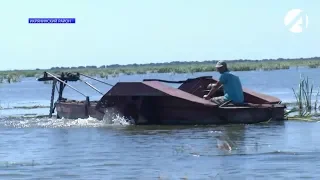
[39,71,116,118]
[142,76,212,84]
[77,73,114,87]
[45,72,87,97]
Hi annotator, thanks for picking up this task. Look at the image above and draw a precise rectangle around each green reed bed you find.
[287,75,320,120]
[307,62,320,68]
[0,58,320,83]
[0,74,21,84]
[0,69,45,84]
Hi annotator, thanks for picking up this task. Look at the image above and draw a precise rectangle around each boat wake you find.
[0,112,133,128]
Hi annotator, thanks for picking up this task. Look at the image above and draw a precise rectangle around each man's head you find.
[215,60,228,73]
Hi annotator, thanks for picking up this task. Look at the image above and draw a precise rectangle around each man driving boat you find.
[203,60,244,105]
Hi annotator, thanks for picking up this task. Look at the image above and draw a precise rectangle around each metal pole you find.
[45,72,87,97]
[58,81,64,100]
[78,78,104,95]
[78,73,114,87]
[49,80,57,118]
[84,96,90,117]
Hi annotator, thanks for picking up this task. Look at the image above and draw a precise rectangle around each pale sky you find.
[0,0,319,70]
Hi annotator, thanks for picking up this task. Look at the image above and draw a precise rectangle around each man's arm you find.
[203,81,223,100]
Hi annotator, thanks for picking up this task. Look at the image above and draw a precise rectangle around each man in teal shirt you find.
[203,61,244,104]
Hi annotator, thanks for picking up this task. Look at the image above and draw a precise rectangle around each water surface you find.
[0,68,320,179]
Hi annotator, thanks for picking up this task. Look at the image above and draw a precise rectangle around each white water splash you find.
[0,109,135,128]
[103,107,135,125]
[216,136,232,152]
[0,105,137,128]
[0,116,104,128]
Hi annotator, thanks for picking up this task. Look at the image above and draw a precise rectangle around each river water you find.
[0,67,320,179]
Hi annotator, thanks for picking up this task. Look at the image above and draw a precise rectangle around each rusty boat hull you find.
[55,100,105,120]
[48,75,286,125]
[55,100,285,125]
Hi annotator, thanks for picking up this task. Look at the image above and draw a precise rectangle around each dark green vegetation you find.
[0,57,320,83]
[287,75,320,120]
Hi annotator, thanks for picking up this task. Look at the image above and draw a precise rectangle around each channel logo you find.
[29,18,76,24]
[284,9,308,33]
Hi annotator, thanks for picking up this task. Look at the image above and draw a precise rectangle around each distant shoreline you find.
[2,56,320,71]
[0,57,319,83]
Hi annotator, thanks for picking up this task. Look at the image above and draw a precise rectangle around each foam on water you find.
[102,107,135,125]
[0,108,134,128]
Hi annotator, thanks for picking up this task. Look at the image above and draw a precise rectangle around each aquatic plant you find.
[308,62,320,68]
[22,71,38,77]
[315,88,320,110]
[292,75,313,110]
[99,72,108,78]
[284,106,319,121]
[0,73,22,84]
[291,75,320,118]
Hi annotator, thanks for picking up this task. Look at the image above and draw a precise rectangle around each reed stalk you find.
[292,74,303,109]
[291,75,320,117]
[303,76,313,110]
[315,88,320,110]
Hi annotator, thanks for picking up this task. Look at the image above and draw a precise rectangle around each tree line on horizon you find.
[48,57,320,70]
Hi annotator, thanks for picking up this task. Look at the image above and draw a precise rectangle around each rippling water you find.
[1,69,320,179]
[1,118,320,179]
